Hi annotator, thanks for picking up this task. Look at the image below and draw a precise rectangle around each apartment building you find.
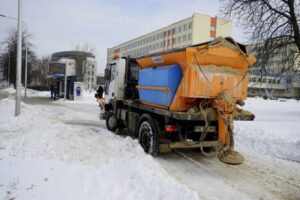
[248,41,300,99]
[83,57,97,91]
[107,13,232,63]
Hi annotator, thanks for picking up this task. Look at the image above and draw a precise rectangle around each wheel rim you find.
[139,121,153,152]
[108,115,116,129]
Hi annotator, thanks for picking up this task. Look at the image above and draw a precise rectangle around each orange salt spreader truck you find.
[101,37,256,164]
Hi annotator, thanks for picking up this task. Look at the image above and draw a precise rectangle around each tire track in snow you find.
[171,150,300,200]
[156,152,253,200]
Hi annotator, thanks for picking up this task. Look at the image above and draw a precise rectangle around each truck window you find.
[110,64,116,81]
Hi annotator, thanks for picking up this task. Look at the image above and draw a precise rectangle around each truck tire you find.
[106,111,118,132]
[138,115,159,155]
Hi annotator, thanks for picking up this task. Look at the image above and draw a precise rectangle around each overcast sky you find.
[0,0,247,74]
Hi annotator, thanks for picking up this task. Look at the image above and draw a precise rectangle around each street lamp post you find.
[15,0,22,116]
[89,65,92,92]
[8,54,10,87]
[64,65,67,101]
[0,12,28,98]
[24,38,28,97]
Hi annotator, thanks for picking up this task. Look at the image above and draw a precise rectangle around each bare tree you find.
[220,0,300,76]
[0,28,38,87]
[31,55,51,86]
[72,43,96,81]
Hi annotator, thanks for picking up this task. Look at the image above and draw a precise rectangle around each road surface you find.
[4,93,299,200]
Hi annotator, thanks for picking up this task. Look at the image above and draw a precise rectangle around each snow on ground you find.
[1,88,300,200]
[0,98,197,200]
[1,87,16,94]
[156,97,300,200]
[235,98,300,162]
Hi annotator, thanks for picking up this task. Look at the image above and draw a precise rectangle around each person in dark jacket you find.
[96,85,104,98]
[50,84,54,98]
[95,85,105,109]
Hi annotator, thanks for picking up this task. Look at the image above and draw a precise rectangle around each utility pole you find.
[89,65,92,92]
[24,39,28,97]
[15,0,22,116]
[64,64,67,101]
[7,54,10,87]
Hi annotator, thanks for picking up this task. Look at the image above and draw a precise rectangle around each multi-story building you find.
[83,57,97,91]
[51,51,97,91]
[248,41,300,99]
[107,13,232,63]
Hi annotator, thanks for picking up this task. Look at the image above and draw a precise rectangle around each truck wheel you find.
[106,111,118,132]
[138,116,159,155]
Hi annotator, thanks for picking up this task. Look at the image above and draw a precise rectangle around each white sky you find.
[0,0,247,74]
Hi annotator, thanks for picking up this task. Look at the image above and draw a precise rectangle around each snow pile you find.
[0,98,198,200]
[1,86,16,94]
[235,98,300,162]
[0,86,50,98]
[29,90,51,97]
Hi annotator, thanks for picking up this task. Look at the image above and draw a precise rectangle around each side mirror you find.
[105,68,111,80]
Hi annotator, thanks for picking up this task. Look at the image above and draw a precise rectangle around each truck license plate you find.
[194,126,216,132]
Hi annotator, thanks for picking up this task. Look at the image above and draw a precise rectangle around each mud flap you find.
[218,149,245,165]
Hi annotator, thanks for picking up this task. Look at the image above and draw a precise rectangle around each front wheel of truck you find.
[106,111,118,133]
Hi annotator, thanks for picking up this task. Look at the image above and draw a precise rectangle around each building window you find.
[188,22,192,29]
[173,38,176,44]
[172,28,175,34]
[178,36,182,43]
[178,26,182,33]
[188,33,192,40]
[210,26,216,31]
[184,24,188,31]
[183,35,187,42]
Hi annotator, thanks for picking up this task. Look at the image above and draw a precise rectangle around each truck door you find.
[105,59,126,101]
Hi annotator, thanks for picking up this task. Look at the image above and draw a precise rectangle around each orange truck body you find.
[136,37,256,112]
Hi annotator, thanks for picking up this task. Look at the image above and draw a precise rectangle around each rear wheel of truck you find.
[138,115,159,155]
[106,111,118,132]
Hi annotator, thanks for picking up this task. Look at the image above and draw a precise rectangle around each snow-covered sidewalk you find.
[0,97,197,200]
[1,89,300,200]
